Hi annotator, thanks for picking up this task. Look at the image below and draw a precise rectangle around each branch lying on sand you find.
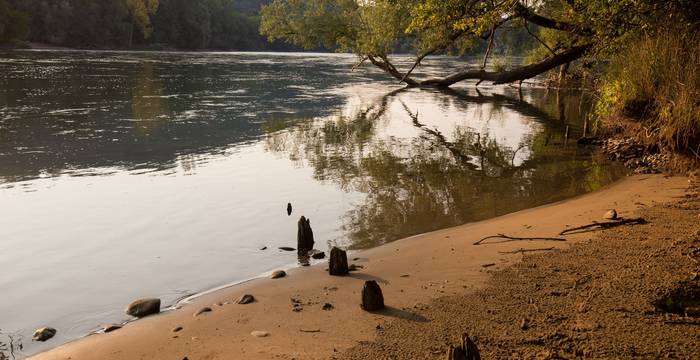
[559,218,648,235]
[473,234,566,245]
[498,247,555,254]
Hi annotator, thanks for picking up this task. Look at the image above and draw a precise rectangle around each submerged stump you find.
[297,216,314,254]
[329,247,349,276]
[361,280,384,311]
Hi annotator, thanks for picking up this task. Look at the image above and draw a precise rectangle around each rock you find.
[361,280,385,311]
[322,303,334,311]
[194,307,212,317]
[172,326,183,332]
[102,324,122,333]
[271,270,286,279]
[287,203,292,216]
[278,247,295,252]
[329,247,349,276]
[251,330,269,337]
[520,318,529,330]
[260,246,267,250]
[33,327,56,342]
[237,294,255,304]
[126,298,161,318]
[311,251,325,259]
[348,264,357,271]
[604,209,618,220]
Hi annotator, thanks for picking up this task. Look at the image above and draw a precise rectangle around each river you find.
[0,50,624,358]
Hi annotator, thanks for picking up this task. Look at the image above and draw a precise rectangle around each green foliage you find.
[127,0,159,39]
[596,27,700,154]
[4,0,286,50]
[0,0,29,44]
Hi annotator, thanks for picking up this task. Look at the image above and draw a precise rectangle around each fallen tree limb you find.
[559,218,648,235]
[473,234,566,245]
[498,247,555,254]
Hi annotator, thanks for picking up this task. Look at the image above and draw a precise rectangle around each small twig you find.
[498,247,555,254]
[299,329,321,333]
[559,218,647,235]
[474,234,566,245]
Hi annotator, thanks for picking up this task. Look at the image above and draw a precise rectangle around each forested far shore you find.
[0,0,298,51]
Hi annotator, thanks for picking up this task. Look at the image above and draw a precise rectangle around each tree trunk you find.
[329,247,348,276]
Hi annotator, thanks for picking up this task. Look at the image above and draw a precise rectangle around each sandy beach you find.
[31,174,691,360]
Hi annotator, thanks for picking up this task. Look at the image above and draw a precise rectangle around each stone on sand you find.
[33,327,57,342]
[126,298,161,318]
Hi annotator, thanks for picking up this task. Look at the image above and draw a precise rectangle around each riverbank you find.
[30,174,692,360]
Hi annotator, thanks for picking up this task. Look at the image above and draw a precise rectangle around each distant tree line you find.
[0,0,298,51]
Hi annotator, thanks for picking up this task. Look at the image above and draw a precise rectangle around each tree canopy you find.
[260,0,700,87]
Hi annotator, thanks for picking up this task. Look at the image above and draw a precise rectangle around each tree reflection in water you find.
[264,87,625,249]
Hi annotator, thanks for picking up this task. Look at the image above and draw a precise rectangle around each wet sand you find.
[32,174,689,360]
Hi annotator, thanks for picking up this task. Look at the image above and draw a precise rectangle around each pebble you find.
[251,330,269,337]
[33,327,57,342]
[194,307,212,317]
[322,303,334,311]
[237,294,255,304]
[271,270,286,279]
[102,324,122,333]
[604,209,618,220]
[172,326,183,332]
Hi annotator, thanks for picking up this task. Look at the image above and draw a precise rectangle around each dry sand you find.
[32,174,692,360]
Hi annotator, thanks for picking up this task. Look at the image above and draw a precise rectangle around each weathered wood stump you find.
[446,333,481,360]
[361,280,384,311]
[297,216,314,253]
[329,246,349,276]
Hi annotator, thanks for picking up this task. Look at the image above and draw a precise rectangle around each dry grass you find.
[596,27,700,160]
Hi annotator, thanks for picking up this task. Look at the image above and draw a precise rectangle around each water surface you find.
[0,51,624,358]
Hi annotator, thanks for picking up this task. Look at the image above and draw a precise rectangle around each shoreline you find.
[32,174,689,360]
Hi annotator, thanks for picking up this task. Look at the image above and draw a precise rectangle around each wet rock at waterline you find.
[33,327,57,342]
[361,281,385,311]
[126,298,161,318]
[311,251,325,259]
[329,247,349,276]
[194,307,212,317]
[297,216,314,253]
[237,294,255,304]
[271,270,286,279]
[604,209,618,220]
[278,247,295,252]
[102,324,122,333]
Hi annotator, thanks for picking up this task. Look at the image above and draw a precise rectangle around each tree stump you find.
[446,333,481,360]
[361,280,384,311]
[329,247,349,276]
[297,216,314,253]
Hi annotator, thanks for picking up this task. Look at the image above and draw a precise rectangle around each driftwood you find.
[329,247,349,276]
[361,280,385,311]
[297,216,314,253]
[498,247,555,254]
[446,333,481,360]
[559,218,647,235]
[473,234,566,245]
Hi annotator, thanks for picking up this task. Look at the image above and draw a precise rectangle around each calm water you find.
[0,50,624,357]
